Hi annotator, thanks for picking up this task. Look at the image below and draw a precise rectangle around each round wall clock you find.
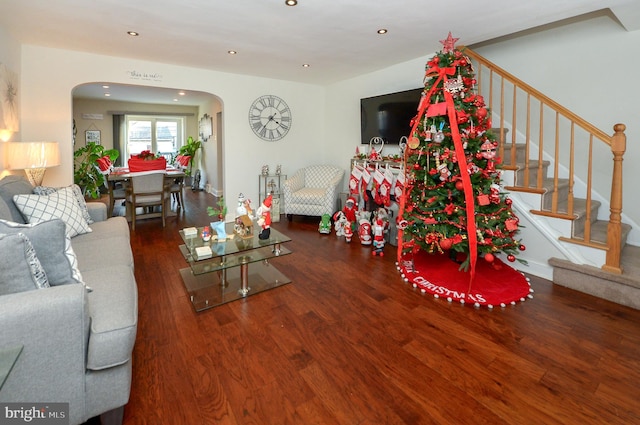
[249,95,291,141]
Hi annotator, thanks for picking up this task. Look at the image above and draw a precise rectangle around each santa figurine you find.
[344,220,354,243]
[358,215,372,246]
[371,217,386,256]
[342,196,358,232]
[256,194,272,239]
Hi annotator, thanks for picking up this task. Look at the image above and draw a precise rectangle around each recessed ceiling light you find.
[285,0,297,6]
[302,63,310,68]
[377,29,388,34]
[228,50,237,55]
[102,85,109,89]
[178,91,186,96]
[127,31,139,36]
[173,98,179,102]
[104,93,111,97]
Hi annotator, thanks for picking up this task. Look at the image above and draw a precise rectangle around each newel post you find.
[602,123,626,274]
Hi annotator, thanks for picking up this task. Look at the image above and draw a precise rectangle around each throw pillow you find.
[33,184,94,225]
[0,233,50,295]
[13,186,92,237]
[0,218,84,286]
[0,175,34,223]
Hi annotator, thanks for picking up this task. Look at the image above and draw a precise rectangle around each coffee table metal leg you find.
[273,243,281,256]
[238,259,250,296]
[220,255,228,287]
[220,268,228,287]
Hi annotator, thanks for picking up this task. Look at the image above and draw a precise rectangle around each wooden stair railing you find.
[461,46,626,274]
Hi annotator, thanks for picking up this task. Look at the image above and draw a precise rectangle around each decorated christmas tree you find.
[398,33,525,277]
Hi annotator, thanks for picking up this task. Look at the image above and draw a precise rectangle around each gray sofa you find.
[0,175,138,425]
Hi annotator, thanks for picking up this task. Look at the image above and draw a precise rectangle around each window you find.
[125,116,184,159]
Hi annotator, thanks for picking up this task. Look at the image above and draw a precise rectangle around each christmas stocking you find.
[361,166,372,204]
[380,168,393,207]
[349,164,363,195]
[392,168,405,201]
[372,167,385,206]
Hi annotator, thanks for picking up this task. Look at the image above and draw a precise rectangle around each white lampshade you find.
[5,141,61,186]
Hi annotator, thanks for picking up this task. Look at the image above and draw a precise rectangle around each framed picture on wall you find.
[86,130,101,145]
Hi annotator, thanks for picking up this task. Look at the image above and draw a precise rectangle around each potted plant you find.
[178,136,202,177]
[74,142,119,199]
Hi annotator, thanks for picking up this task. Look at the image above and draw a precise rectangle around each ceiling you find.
[2,0,638,104]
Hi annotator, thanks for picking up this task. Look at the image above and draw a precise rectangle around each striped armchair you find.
[283,165,344,219]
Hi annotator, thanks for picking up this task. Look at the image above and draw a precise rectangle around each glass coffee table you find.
[179,223,292,311]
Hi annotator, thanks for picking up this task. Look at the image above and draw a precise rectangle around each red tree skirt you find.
[398,251,533,308]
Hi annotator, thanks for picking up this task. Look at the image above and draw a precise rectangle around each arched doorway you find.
[72,82,223,195]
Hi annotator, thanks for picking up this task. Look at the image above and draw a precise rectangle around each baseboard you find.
[502,255,553,281]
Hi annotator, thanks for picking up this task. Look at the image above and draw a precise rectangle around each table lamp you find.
[5,141,61,186]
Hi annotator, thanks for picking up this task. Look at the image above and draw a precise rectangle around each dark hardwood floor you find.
[117,189,640,425]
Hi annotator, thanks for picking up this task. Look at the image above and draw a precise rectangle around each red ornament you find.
[484,253,495,263]
[519,244,526,251]
[477,194,490,206]
[455,180,464,191]
[444,203,455,215]
[413,163,421,170]
[476,107,488,119]
[440,238,453,250]
[505,217,519,231]
[507,254,516,262]
[505,198,512,206]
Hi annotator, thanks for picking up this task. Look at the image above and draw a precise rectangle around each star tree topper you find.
[440,32,459,53]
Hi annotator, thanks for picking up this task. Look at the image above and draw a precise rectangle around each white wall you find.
[325,56,429,179]
[198,96,222,194]
[18,45,326,212]
[0,26,21,172]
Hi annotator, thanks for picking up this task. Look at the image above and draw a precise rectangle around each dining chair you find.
[169,177,185,210]
[107,180,127,217]
[124,170,170,231]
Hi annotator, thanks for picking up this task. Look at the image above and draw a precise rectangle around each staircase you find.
[463,47,640,310]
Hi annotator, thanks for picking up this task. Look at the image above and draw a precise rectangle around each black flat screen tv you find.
[360,88,423,145]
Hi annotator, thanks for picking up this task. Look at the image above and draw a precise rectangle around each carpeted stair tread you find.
[549,252,640,310]
[571,220,631,246]
[550,242,640,289]
[549,198,600,217]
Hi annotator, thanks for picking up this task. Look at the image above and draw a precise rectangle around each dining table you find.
[107,167,186,221]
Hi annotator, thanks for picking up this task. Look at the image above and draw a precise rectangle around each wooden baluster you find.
[603,124,626,274]
[537,103,544,191]
[584,136,593,242]
[567,123,575,217]
[511,83,518,173]
[551,112,559,211]
[525,94,531,186]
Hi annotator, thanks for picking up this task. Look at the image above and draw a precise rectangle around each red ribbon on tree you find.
[443,84,478,287]
[398,61,478,290]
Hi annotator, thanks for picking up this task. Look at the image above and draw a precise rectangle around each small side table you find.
[258,174,286,222]
[0,345,23,390]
